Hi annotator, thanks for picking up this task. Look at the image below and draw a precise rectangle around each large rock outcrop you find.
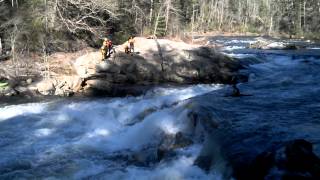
[73,38,243,96]
[1,37,245,97]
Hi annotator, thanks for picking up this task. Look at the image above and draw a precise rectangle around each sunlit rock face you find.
[1,37,243,97]
[71,38,243,96]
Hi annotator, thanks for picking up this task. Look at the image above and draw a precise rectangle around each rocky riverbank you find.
[1,37,246,97]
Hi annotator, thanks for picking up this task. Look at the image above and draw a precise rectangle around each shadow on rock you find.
[238,139,320,180]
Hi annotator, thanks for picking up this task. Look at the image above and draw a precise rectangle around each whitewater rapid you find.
[0,84,224,179]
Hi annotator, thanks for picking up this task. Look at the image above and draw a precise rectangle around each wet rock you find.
[246,139,320,180]
[0,83,18,96]
[249,37,304,50]
[249,38,272,49]
[15,86,29,94]
[131,148,159,166]
[194,133,232,179]
[173,132,193,148]
[283,139,320,178]
[128,108,157,125]
[157,132,193,161]
[188,110,219,132]
[194,155,213,172]
[250,151,276,179]
[4,88,18,96]
[159,132,193,150]
[284,44,299,50]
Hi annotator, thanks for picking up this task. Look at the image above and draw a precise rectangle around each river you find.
[0,36,320,179]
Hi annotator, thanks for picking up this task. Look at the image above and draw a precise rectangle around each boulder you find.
[73,52,101,78]
[157,132,193,161]
[250,38,304,50]
[26,78,33,85]
[36,79,56,95]
[85,79,110,91]
[0,86,18,96]
[248,139,320,180]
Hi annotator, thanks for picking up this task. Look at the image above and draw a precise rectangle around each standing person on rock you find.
[101,38,109,61]
[128,36,135,54]
[107,39,114,57]
[124,42,130,54]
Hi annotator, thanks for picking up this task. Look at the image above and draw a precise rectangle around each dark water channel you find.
[194,36,320,179]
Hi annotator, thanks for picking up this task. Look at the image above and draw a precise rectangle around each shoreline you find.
[182,31,320,43]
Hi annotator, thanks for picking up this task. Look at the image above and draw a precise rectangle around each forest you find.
[0,0,320,57]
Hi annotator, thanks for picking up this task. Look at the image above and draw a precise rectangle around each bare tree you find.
[0,37,2,55]
[54,0,119,38]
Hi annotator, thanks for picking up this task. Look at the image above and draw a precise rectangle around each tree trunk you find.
[44,0,50,79]
[268,16,273,35]
[165,0,171,33]
[149,0,153,27]
[0,38,2,55]
[303,0,306,30]
[191,4,195,44]
[153,7,162,36]
[296,0,303,36]
[219,0,225,30]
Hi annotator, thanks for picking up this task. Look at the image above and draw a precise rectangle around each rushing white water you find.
[216,39,256,45]
[222,46,245,51]
[0,84,224,179]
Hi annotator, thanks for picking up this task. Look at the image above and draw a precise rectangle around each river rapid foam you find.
[0,84,225,179]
